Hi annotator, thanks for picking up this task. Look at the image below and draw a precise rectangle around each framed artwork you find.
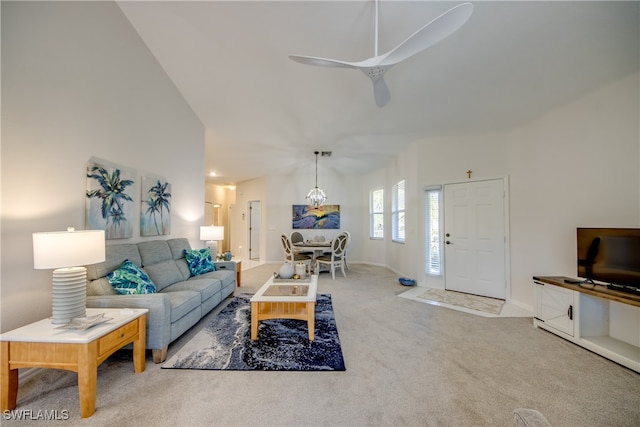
[86,161,134,239]
[141,177,172,236]
[292,205,340,229]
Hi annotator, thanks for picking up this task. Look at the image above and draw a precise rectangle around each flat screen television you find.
[576,227,640,294]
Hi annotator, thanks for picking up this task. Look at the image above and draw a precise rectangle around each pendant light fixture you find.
[306,151,327,207]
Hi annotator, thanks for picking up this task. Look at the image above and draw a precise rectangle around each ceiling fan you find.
[289,1,474,107]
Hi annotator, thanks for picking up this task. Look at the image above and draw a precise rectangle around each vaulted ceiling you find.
[117,1,639,185]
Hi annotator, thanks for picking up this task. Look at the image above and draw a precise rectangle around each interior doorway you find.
[443,178,507,299]
[248,200,261,260]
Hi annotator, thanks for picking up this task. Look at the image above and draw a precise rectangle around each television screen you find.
[577,228,640,288]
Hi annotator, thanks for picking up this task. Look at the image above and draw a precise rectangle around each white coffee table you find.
[250,274,318,340]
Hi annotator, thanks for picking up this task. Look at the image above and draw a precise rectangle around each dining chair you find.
[290,231,314,257]
[281,234,312,272]
[342,231,351,270]
[315,232,348,279]
[290,231,304,244]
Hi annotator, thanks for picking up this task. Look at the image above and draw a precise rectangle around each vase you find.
[295,262,306,279]
[223,251,232,261]
[279,262,294,279]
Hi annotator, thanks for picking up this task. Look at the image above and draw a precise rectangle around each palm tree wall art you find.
[86,161,134,239]
[141,177,171,236]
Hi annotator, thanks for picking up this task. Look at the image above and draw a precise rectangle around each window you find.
[424,186,442,276]
[370,189,384,239]
[392,179,405,243]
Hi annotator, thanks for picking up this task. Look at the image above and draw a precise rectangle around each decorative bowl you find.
[398,277,416,286]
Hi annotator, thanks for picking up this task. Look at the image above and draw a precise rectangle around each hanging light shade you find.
[306,151,327,207]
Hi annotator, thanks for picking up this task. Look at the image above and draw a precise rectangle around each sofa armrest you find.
[86,294,171,351]
[214,261,237,272]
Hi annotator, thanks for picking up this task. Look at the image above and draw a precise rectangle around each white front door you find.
[444,179,506,299]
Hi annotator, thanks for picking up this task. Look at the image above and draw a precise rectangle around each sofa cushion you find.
[175,259,191,281]
[163,279,222,302]
[107,260,157,295]
[197,269,235,289]
[143,259,184,292]
[167,238,192,280]
[184,248,215,276]
[167,238,191,260]
[87,277,118,296]
[138,240,173,266]
[165,290,201,322]
[87,244,141,281]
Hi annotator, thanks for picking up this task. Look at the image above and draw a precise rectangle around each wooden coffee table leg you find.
[307,302,315,341]
[251,302,259,340]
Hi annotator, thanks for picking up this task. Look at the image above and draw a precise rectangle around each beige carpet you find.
[417,288,505,314]
[6,263,640,427]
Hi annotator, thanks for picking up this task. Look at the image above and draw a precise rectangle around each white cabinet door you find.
[535,281,575,336]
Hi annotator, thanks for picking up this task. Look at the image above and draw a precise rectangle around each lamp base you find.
[206,241,218,259]
[51,266,87,324]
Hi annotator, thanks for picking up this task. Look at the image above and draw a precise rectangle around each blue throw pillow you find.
[107,259,157,295]
[184,248,216,277]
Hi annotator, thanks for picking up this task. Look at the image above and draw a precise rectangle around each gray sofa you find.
[85,238,236,363]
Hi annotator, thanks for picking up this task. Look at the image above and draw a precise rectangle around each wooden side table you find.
[214,260,242,287]
[235,260,242,287]
[1,308,147,418]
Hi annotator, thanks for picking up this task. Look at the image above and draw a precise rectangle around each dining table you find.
[293,240,332,271]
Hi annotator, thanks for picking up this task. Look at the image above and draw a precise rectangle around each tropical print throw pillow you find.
[184,248,216,277]
[107,259,157,295]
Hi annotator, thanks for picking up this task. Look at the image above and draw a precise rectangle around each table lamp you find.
[33,227,106,324]
[200,225,224,258]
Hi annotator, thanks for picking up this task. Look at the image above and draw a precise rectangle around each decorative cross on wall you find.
[466,170,473,179]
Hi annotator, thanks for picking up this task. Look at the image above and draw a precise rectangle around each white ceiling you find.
[117,1,639,185]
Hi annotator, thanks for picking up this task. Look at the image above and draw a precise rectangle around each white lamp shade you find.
[200,226,224,241]
[33,229,106,269]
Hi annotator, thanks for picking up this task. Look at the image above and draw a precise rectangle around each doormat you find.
[417,288,505,315]
[162,294,345,371]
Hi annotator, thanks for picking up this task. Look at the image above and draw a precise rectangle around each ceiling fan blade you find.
[288,55,356,69]
[379,2,473,66]
[373,77,390,107]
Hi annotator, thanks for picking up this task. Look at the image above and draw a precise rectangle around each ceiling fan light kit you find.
[289,1,474,107]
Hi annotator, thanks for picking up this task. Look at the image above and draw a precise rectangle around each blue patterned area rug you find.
[161,294,345,371]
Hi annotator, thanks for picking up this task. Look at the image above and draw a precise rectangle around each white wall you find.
[2,2,637,332]
[233,161,363,264]
[204,183,235,252]
[368,71,639,309]
[232,177,267,260]
[381,143,422,279]
[1,2,205,331]
[507,71,640,307]
[360,168,387,265]
[413,132,509,288]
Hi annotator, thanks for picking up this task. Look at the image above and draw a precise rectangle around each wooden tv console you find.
[533,276,640,373]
